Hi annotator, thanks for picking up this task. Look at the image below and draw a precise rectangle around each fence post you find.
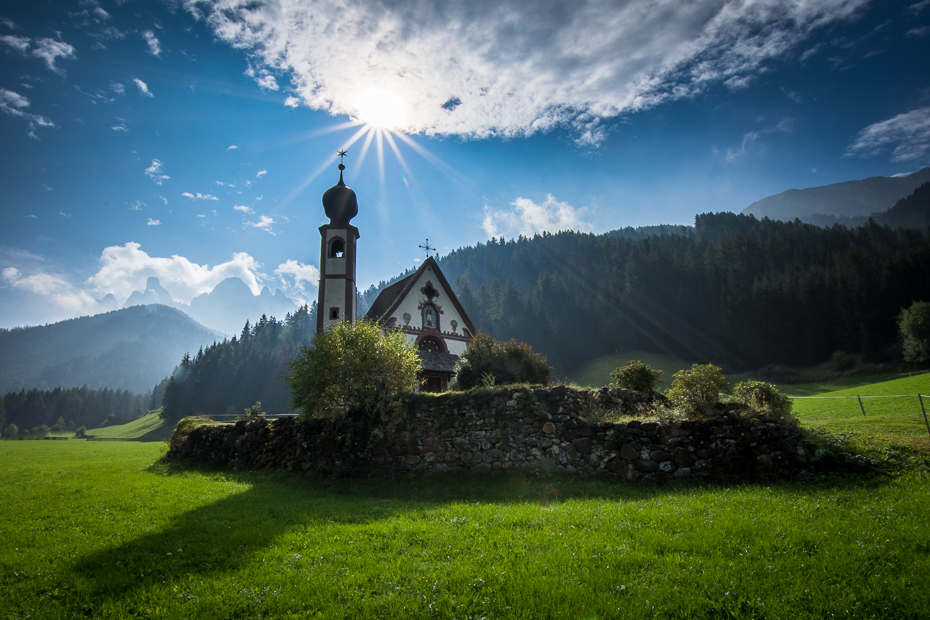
[857,396,867,417]
[919,394,930,438]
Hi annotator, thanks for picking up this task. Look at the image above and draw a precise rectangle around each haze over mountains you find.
[742,168,930,223]
[122,277,299,336]
[0,305,221,395]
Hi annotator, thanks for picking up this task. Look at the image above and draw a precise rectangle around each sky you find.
[2,0,929,328]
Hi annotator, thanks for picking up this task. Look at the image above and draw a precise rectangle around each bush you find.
[899,300,930,362]
[74,425,87,438]
[285,318,421,420]
[733,380,794,419]
[610,360,663,393]
[831,349,855,371]
[453,333,550,390]
[3,424,19,440]
[666,363,730,419]
[242,402,266,419]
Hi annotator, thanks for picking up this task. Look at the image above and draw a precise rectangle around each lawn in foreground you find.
[1,441,929,619]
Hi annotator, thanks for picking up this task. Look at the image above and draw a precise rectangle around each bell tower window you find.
[329,238,345,258]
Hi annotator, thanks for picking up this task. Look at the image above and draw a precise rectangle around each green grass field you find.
[1,440,929,619]
[790,373,930,444]
[568,351,699,389]
[84,410,175,441]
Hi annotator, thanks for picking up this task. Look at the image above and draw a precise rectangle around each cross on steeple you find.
[337,149,348,170]
[419,238,435,259]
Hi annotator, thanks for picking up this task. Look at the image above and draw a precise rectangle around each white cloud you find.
[31,38,76,75]
[132,77,153,97]
[142,30,161,56]
[723,117,794,161]
[0,34,30,54]
[181,191,219,200]
[111,121,128,131]
[110,81,125,95]
[144,159,169,185]
[146,218,161,226]
[481,194,592,239]
[2,266,101,315]
[227,144,238,150]
[246,214,276,235]
[845,107,930,162]
[0,88,55,134]
[129,200,145,211]
[192,0,867,144]
[256,74,279,90]
[86,242,264,303]
[283,96,299,108]
[256,169,267,178]
[274,259,319,305]
[233,204,253,214]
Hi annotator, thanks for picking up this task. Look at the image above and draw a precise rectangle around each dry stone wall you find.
[169,386,811,480]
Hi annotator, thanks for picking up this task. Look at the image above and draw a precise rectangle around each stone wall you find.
[168,386,811,480]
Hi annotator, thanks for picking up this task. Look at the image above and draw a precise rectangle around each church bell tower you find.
[316,152,359,334]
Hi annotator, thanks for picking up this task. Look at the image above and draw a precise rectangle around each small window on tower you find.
[329,239,345,258]
[329,307,340,320]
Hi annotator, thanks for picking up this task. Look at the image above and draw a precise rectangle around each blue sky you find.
[2,0,929,328]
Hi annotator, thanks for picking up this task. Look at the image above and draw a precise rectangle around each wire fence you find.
[792,393,930,436]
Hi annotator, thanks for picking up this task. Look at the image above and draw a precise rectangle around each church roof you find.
[418,351,460,373]
[364,256,477,336]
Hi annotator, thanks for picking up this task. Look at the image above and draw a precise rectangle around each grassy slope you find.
[781,369,930,397]
[1,441,928,619]
[86,410,174,441]
[567,350,697,388]
[791,373,930,444]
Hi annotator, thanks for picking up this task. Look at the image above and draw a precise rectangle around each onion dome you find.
[322,163,358,225]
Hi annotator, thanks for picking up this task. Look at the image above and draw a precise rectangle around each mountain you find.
[801,181,930,230]
[123,277,298,335]
[741,168,930,222]
[0,304,222,394]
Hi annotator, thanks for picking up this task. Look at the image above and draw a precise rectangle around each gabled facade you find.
[365,256,476,392]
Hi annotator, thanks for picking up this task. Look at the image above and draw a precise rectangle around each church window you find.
[329,307,340,320]
[329,238,345,258]
[418,336,443,353]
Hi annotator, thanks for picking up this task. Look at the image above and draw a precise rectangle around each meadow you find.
[1,434,929,619]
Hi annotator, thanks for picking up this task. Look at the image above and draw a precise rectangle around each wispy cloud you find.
[283,96,299,108]
[193,0,867,144]
[227,144,238,150]
[111,120,128,131]
[132,77,153,97]
[181,192,219,200]
[846,107,930,162]
[142,30,161,56]
[246,215,275,235]
[144,159,169,185]
[233,205,253,214]
[722,118,794,162]
[274,259,319,305]
[146,218,161,226]
[32,38,76,75]
[2,267,101,315]
[0,88,55,136]
[129,200,145,211]
[481,194,591,239]
[256,169,267,178]
[0,34,30,53]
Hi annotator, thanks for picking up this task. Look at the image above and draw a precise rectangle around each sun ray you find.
[351,127,377,184]
[282,124,370,207]
[393,132,471,188]
[376,130,387,214]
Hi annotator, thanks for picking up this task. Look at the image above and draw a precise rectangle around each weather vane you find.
[419,239,435,258]
[337,149,348,170]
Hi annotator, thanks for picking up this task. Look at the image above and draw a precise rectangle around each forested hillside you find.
[803,182,930,230]
[2,386,151,434]
[160,304,316,421]
[0,305,221,394]
[438,213,930,372]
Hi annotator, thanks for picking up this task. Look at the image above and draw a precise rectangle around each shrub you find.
[242,402,266,419]
[285,318,421,420]
[3,424,19,440]
[899,300,930,362]
[831,349,855,371]
[733,380,794,419]
[74,425,87,438]
[610,360,663,393]
[666,363,730,419]
[453,333,550,390]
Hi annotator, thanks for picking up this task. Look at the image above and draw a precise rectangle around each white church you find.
[315,156,476,392]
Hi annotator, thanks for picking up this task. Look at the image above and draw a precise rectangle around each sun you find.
[353,87,410,130]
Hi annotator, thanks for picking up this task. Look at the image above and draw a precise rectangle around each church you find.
[315,155,476,392]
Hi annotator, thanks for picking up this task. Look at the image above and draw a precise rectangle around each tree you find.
[3,424,18,440]
[899,301,930,362]
[610,360,663,393]
[666,363,730,419]
[453,333,550,390]
[285,318,421,419]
